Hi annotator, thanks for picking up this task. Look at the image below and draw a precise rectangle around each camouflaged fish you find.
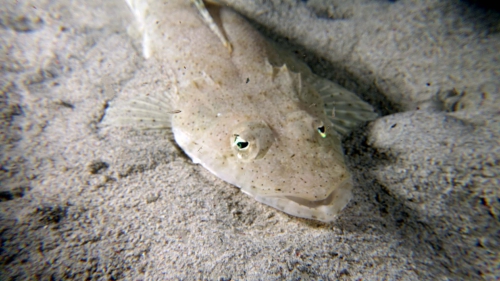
[103,0,378,222]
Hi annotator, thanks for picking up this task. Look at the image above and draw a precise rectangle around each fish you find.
[102,0,378,222]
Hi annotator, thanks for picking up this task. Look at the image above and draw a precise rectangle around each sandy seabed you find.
[1,0,499,280]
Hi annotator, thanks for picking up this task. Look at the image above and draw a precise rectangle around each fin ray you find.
[311,76,378,135]
[262,39,378,135]
[102,90,174,131]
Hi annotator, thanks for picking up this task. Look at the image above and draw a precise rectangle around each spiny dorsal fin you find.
[262,38,378,135]
[269,63,303,100]
[193,0,232,53]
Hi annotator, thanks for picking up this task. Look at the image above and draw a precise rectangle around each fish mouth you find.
[249,179,353,222]
[283,189,345,208]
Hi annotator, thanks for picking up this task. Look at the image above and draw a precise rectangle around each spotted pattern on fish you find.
[103,0,377,222]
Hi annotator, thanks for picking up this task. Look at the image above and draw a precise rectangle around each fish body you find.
[104,0,377,222]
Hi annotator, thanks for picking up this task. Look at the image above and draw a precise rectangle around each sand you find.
[1,0,499,280]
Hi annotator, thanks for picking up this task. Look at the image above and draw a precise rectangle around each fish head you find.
[173,104,353,222]
[231,109,352,222]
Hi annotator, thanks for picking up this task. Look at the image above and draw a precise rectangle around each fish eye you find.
[230,121,274,162]
[234,135,249,150]
[317,125,326,138]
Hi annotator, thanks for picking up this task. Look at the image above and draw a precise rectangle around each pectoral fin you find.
[102,90,175,131]
[311,75,378,135]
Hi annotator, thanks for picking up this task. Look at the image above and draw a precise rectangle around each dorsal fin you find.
[263,40,378,135]
[193,0,233,53]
